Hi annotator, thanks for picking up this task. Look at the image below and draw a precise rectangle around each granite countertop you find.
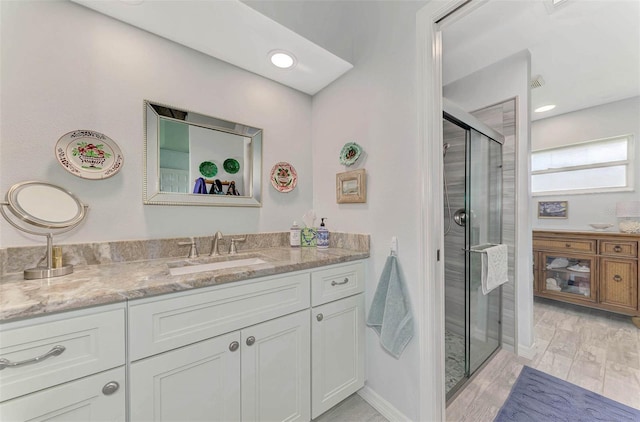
[0,247,369,323]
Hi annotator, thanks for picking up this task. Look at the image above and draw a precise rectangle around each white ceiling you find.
[443,0,640,120]
[71,0,352,96]
[71,0,639,120]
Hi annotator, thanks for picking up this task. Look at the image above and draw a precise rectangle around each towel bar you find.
[462,243,500,254]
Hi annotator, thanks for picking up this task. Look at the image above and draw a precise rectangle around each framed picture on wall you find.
[336,169,366,203]
[538,201,568,219]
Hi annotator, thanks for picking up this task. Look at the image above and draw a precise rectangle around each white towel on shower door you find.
[473,244,508,295]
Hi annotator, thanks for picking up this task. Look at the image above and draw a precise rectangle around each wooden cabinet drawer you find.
[533,238,596,253]
[600,241,638,258]
[0,305,125,402]
[599,258,638,311]
[0,366,125,422]
[311,262,365,306]
[129,272,310,361]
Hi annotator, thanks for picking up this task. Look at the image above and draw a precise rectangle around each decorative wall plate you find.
[223,158,240,174]
[55,130,124,179]
[270,162,297,192]
[199,161,218,177]
[339,142,362,166]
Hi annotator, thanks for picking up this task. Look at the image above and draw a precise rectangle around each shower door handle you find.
[453,209,466,227]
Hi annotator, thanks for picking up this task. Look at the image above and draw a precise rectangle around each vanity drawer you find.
[599,241,638,258]
[129,272,310,361]
[311,262,365,306]
[0,305,125,402]
[533,238,596,254]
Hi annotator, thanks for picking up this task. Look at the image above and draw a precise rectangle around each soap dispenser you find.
[290,221,301,247]
[317,218,329,249]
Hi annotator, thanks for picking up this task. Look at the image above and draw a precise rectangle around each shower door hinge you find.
[437,249,441,261]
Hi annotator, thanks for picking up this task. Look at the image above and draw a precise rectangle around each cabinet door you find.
[539,252,597,303]
[0,367,125,422]
[599,258,638,312]
[311,294,365,419]
[130,332,241,422]
[241,310,310,422]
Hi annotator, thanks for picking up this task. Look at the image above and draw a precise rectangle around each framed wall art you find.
[538,201,568,219]
[336,169,366,203]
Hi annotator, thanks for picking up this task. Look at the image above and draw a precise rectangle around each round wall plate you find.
[55,130,124,179]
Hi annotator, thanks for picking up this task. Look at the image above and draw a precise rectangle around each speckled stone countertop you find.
[0,247,368,322]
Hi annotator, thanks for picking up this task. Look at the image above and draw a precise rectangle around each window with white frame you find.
[531,135,634,195]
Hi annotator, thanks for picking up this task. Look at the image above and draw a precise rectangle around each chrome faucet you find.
[178,237,198,259]
[210,231,224,256]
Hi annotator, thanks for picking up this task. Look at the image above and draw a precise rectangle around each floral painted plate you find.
[339,142,362,166]
[270,162,297,193]
[199,161,218,177]
[223,158,240,174]
[55,130,124,180]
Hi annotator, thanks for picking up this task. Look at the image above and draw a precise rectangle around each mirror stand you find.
[1,181,88,280]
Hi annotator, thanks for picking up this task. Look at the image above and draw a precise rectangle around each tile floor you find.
[324,297,640,421]
[447,297,640,420]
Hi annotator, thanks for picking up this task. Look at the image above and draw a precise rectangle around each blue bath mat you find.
[494,366,640,422]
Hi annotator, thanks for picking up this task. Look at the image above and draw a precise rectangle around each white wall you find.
[443,50,535,357]
[531,96,640,231]
[311,2,427,420]
[0,1,313,247]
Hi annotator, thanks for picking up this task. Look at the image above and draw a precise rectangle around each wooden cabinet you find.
[129,261,365,422]
[311,294,365,418]
[310,263,365,418]
[533,230,639,321]
[131,310,310,422]
[0,304,126,421]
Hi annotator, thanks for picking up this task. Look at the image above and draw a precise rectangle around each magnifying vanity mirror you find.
[1,181,88,279]
[144,100,263,207]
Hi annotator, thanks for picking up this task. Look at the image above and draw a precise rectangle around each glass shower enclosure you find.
[443,101,503,401]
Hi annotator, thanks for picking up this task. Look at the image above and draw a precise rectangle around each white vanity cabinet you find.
[0,304,126,422]
[128,273,312,422]
[310,263,365,419]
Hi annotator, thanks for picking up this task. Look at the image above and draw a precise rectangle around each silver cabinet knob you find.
[246,336,256,346]
[229,341,239,352]
[102,381,120,396]
[316,313,323,322]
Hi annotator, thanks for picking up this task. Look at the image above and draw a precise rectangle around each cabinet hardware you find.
[246,336,256,346]
[613,245,623,252]
[0,345,66,370]
[331,278,349,286]
[613,275,623,282]
[102,381,120,395]
[565,243,571,248]
[316,313,323,322]
[229,341,239,352]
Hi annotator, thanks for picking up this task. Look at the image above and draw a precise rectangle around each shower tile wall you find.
[443,120,467,338]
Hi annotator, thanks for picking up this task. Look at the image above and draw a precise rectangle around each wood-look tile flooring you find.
[447,297,640,421]
[321,298,640,421]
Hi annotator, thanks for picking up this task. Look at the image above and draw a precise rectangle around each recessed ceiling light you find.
[535,104,556,113]
[269,50,296,69]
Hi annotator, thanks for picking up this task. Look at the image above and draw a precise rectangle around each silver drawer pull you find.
[613,245,623,253]
[0,345,66,370]
[316,313,324,322]
[331,278,349,286]
[246,336,256,346]
[613,275,623,282]
[102,381,120,396]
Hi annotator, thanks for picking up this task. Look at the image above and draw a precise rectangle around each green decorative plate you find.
[199,161,217,177]
[339,142,362,166]
[223,158,240,174]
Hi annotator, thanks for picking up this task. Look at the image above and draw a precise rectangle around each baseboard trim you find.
[517,342,537,360]
[357,385,411,422]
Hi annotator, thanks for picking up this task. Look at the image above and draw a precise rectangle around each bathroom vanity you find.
[0,244,368,421]
[533,230,639,327]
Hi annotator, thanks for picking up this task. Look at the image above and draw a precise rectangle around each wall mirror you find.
[144,100,262,207]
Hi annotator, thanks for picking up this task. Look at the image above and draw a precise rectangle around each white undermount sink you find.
[168,257,268,276]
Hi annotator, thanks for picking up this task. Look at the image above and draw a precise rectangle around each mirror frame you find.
[143,100,263,207]
[4,181,87,229]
